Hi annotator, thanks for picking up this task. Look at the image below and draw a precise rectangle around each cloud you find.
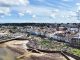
[0,0,29,16]
[0,0,29,6]
[26,10,32,14]
[18,5,78,23]
[76,3,80,6]
[18,13,24,16]
[50,14,56,18]
[0,7,10,15]
[0,0,79,23]
[32,14,36,18]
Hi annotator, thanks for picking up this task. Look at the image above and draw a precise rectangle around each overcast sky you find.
[0,0,80,23]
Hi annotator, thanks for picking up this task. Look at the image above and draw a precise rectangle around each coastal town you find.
[0,23,80,60]
[0,0,80,60]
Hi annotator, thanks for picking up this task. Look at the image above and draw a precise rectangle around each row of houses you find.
[0,25,80,48]
[26,26,80,48]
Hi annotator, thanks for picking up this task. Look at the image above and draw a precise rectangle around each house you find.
[70,33,80,48]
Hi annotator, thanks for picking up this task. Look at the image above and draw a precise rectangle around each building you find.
[70,33,80,48]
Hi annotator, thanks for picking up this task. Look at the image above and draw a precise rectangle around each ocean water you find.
[0,48,17,60]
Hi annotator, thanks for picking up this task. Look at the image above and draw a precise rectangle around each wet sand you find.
[0,40,29,60]
[0,40,67,60]
[0,47,18,60]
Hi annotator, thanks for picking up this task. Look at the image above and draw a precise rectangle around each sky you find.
[0,0,80,23]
